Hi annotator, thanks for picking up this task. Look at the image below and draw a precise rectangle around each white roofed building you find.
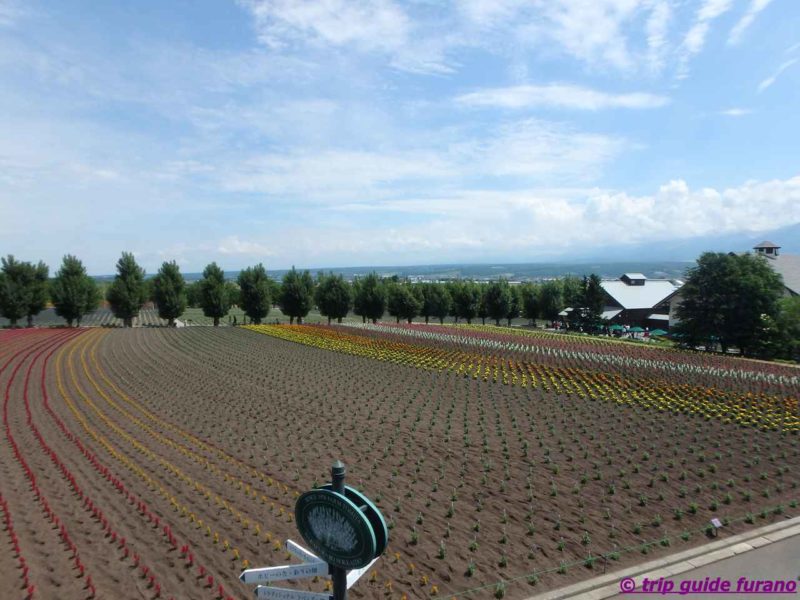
[600,273,682,329]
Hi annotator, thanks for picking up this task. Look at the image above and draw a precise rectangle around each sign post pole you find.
[330,461,348,600]
[242,460,386,600]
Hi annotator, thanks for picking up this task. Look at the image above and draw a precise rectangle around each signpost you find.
[295,489,376,570]
[240,561,329,584]
[255,587,332,600]
[286,539,320,564]
[345,557,379,589]
[240,461,387,600]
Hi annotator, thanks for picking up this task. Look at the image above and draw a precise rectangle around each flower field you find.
[1,325,798,600]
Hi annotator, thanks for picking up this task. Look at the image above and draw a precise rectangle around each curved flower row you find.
[246,324,799,432]
[351,322,800,390]
[59,332,275,573]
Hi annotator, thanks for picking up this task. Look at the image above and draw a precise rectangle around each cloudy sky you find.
[1,0,799,273]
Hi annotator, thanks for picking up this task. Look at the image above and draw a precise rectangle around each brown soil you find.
[1,328,797,600]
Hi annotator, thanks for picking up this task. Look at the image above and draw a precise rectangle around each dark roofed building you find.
[753,242,800,296]
[754,240,781,256]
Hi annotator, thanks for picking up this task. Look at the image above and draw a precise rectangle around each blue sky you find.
[1,0,799,274]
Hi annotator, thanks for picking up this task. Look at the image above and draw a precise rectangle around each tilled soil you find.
[1,327,797,600]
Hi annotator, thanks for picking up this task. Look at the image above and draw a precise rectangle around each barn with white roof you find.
[559,273,683,329]
[599,273,682,329]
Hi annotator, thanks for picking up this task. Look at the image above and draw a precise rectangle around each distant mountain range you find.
[92,222,799,283]
[573,222,800,263]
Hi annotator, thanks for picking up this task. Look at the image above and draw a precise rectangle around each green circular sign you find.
[295,489,377,569]
[319,484,389,558]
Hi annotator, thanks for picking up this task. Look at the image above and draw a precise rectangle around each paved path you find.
[609,533,800,599]
[528,517,800,600]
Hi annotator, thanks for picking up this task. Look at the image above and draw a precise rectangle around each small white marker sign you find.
[286,539,321,564]
[240,561,329,584]
[346,557,378,589]
[255,585,332,600]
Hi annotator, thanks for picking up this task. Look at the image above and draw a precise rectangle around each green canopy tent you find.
[650,328,668,336]
[629,326,645,333]
[609,324,624,331]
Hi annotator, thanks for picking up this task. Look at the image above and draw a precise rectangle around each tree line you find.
[1,251,798,361]
[0,252,605,328]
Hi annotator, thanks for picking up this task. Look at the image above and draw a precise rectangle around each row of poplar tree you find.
[0,252,606,328]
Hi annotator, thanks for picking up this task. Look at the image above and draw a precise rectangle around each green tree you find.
[675,252,784,356]
[775,296,800,360]
[561,275,583,308]
[451,281,480,324]
[144,278,156,303]
[152,261,187,327]
[387,282,421,323]
[353,272,386,324]
[280,267,314,324]
[539,281,563,322]
[485,279,512,326]
[315,273,351,324]
[419,283,451,325]
[199,262,230,327]
[352,278,365,323]
[477,283,490,325]
[580,274,605,330]
[520,283,540,325]
[22,261,49,327]
[50,255,100,327]
[226,281,240,308]
[185,281,201,308]
[0,256,30,327]
[106,252,147,328]
[506,284,522,326]
[238,264,271,324]
[267,278,282,307]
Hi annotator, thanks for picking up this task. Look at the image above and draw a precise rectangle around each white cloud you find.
[284,175,800,264]
[213,119,627,199]
[520,0,643,72]
[457,0,646,72]
[234,0,779,79]
[237,0,454,74]
[456,83,669,110]
[758,58,798,92]
[457,0,528,26]
[463,119,626,179]
[217,236,275,256]
[728,0,774,45]
[719,107,752,116]
[217,149,453,199]
[645,0,672,73]
[240,0,409,51]
[237,0,688,76]
[678,0,734,78]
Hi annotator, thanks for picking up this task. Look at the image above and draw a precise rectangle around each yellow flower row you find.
[246,325,799,432]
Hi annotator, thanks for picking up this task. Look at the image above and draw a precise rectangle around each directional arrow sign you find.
[255,585,332,600]
[240,561,328,584]
[346,557,378,589]
[286,540,321,564]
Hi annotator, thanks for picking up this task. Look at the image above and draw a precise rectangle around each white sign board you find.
[286,539,321,564]
[240,562,328,584]
[255,586,332,600]
[346,557,378,589]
